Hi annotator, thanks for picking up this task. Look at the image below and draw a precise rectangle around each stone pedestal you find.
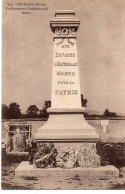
[35,113,99,142]
[15,161,119,179]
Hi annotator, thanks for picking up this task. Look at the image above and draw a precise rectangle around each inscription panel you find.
[51,38,81,108]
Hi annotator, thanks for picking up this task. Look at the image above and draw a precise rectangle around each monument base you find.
[35,110,100,142]
[15,161,119,179]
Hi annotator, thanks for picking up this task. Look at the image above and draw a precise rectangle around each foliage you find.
[40,100,51,118]
[26,105,39,118]
[39,108,48,118]
[8,102,21,119]
[56,147,79,168]
[81,94,87,107]
[32,143,58,168]
[2,104,9,119]
[104,109,117,117]
[56,144,100,169]
[97,142,125,168]
[44,100,51,109]
[2,102,21,119]
[2,101,51,119]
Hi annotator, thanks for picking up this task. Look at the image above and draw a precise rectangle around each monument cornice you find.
[50,20,80,30]
[47,107,86,114]
[50,10,80,33]
[35,137,100,143]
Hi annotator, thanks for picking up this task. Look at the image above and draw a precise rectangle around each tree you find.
[40,108,48,118]
[2,104,9,119]
[44,100,51,109]
[81,94,87,107]
[40,100,51,118]
[8,102,21,119]
[104,109,117,117]
[104,109,110,116]
[26,105,39,118]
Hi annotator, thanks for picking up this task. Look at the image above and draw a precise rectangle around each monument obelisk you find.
[35,10,99,142]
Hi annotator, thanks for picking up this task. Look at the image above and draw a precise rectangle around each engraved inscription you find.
[55,90,78,95]
[55,53,75,57]
[54,62,77,66]
[57,71,75,76]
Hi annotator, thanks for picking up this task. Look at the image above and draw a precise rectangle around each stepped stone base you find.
[15,161,119,179]
[34,114,100,142]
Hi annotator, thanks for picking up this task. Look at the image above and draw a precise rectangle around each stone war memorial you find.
[15,10,119,180]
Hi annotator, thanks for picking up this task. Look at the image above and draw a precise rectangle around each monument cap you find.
[55,10,75,17]
[50,10,80,30]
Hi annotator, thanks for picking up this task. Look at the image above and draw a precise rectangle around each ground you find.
[1,153,125,190]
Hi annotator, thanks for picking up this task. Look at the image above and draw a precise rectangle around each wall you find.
[2,117,125,143]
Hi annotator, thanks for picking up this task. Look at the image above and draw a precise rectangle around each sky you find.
[2,0,125,115]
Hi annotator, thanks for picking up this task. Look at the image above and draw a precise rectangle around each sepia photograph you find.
[1,0,125,190]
